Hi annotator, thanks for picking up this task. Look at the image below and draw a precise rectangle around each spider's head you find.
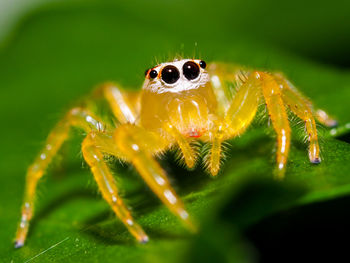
[140,59,217,135]
[143,59,208,94]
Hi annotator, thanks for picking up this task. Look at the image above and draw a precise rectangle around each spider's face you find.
[140,58,217,135]
[143,59,209,94]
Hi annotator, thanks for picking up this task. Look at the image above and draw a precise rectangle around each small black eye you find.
[161,65,180,84]
[183,61,200,80]
[199,60,206,69]
[149,69,158,79]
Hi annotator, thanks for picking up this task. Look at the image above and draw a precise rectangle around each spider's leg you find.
[224,72,261,136]
[259,72,291,179]
[163,123,197,168]
[274,74,325,163]
[208,62,247,115]
[82,132,148,242]
[207,125,224,176]
[114,124,196,231]
[315,109,338,128]
[97,84,198,169]
[14,108,104,248]
[207,73,261,175]
[93,82,139,124]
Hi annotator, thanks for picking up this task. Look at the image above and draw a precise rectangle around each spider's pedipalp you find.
[207,124,225,176]
[164,123,198,169]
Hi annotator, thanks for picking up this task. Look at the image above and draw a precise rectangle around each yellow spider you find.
[15,58,337,248]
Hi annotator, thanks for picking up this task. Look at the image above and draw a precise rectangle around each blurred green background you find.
[0,0,350,262]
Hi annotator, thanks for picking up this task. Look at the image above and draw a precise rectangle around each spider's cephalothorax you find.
[14,58,337,248]
[141,59,216,139]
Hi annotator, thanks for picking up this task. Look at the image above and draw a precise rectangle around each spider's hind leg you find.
[315,109,338,128]
[14,108,105,248]
[274,74,325,164]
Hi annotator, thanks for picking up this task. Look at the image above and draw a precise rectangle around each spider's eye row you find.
[149,69,158,79]
[199,60,206,69]
[161,65,180,84]
[183,61,200,80]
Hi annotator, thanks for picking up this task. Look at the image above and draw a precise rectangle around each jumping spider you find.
[15,59,337,247]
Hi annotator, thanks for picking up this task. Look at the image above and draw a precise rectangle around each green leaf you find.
[0,1,350,262]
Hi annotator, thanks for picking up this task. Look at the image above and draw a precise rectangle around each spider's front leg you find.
[113,124,196,230]
[207,73,261,175]
[207,67,328,179]
[14,108,104,248]
[209,68,292,178]
[82,132,148,242]
[82,125,195,242]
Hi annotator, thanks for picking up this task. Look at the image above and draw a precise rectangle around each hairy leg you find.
[208,62,248,115]
[274,74,322,163]
[207,72,261,175]
[114,124,195,231]
[82,132,148,242]
[93,82,140,124]
[258,72,291,179]
[315,109,338,128]
[15,108,104,248]
[163,123,197,169]
[207,124,225,176]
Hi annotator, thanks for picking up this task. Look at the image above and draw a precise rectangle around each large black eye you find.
[183,61,200,80]
[161,65,180,84]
